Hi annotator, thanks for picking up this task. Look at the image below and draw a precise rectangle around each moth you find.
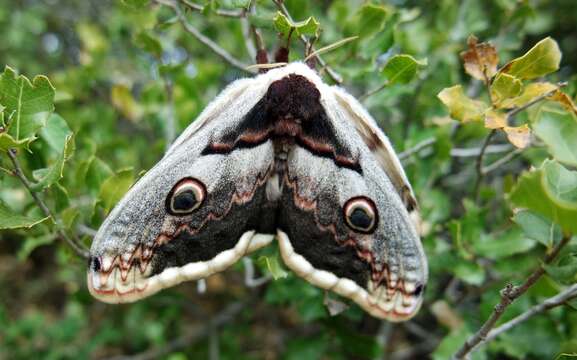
[87,62,428,321]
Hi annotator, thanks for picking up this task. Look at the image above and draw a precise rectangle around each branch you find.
[155,0,255,74]
[452,234,571,359]
[483,283,577,344]
[7,149,89,259]
[273,0,343,84]
[179,0,243,17]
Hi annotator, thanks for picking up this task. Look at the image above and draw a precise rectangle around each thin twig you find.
[241,18,257,61]
[7,149,89,259]
[507,82,567,119]
[197,278,207,294]
[398,138,437,160]
[451,144,512,157]
[481,147,524,174]
[273,0,343,83]
[452,234,571,359]
[161,75,177,148]
[473,129,497,200]
[179,0,243,17]
[243,257,271,287]
[155,0,255,74]
[76,224,97,237]
[360,81,389,102]
[398,139,514,163]
[483,283,577,344]
[303,36,358,62]
[471,82,566,199]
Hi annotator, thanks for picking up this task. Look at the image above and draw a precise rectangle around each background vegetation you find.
[1,0,577,359]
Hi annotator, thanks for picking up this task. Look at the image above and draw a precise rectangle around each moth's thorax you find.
[265,74,322,121]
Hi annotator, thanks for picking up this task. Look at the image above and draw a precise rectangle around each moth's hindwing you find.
[87,62,428,321]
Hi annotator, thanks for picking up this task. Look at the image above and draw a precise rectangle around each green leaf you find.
[79,155,114,193]
[285,336,328,360]
[61,207,79,230]
[508,160,577,235]
[273,12,320,38]
[433,330,485,360]
[0,201,48,230]
[438,85,488,122]
[513,210,562,247]
[500,37,562,80]
[0,66,55,145]
[381,54,427,85]
[134,31,162,58]
[533,105,577,167]
[40,113,72,153]
[17,233,55,260]
[556,353,577,360]
[346,4,389,39]
[0,132,29,152]
[31,133,74,191]
[121,0,149,9]
[453,260,485,285]
[111,84,143,122]
[257,253,288,280]
[473,229,536,260]
[98,168,134,213]
[544,254,577,284]
[491,73,522,105]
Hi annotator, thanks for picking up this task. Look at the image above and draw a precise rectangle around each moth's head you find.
[86,154,221,303]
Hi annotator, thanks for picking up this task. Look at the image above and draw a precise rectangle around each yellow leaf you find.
[504,124,531,148]
[484,109,507,129]
[431,300,464,331]
[547,90,577,116]
[500,82,558,109]
[500,37,561,80]
[111,84,143,122]
[437,85,487,123]
[460,35,499,82]
[491,73,522,105]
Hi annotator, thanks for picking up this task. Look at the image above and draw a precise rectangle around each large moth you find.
[87,62,428,321]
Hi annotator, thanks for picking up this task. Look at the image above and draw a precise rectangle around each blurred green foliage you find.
[1,0,577,359]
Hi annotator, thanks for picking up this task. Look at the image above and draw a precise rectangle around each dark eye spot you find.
[166,177,206,215]
[413,283,425,296]
[343,196,378,234]
[173,190,197,211]
[349,208,372,229]
[91,257,101,272]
